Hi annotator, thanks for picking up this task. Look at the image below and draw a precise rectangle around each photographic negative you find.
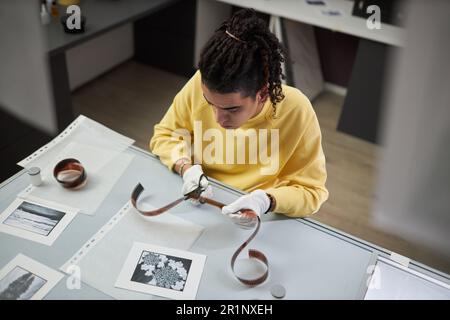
[0,254,63,300]
[0,196,78,246]
[3,201,65,236]
[115,242,206,300]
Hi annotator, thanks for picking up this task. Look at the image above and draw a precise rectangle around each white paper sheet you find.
[0,254,63,300]
[43,141,126,176]
[364,258,450,300]
[0,197,78,246]
[18,152,134,215]
[16,115,135,215]
[115,242,206,300]
[60,202,204,300]
[18,115,134,169]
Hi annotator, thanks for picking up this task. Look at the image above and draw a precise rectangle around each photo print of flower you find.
[115,242,206,300]
[131,250,192,291]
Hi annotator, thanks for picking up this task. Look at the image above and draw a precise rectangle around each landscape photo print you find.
[0,197,78,246]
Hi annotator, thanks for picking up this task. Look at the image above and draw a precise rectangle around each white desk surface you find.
[0,147,448,299]
[216,0,405,47]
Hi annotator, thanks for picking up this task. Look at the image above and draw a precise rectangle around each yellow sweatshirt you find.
[150,71,328,217]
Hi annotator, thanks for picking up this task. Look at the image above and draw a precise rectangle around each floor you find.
[72,60,450,273]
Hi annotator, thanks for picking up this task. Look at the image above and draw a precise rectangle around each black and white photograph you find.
[131,250,192,291]
[0,266,47,300]
[3,201,65,236]
[0,254,63,300]
[0,197,78,246]
[115,242,206,300]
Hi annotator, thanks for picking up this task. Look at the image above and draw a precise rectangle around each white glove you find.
[221,189,270,229]
[181,164,213,205]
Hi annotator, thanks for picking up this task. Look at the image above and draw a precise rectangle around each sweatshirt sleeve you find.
[149,74,196,171]
[265,113,329,218]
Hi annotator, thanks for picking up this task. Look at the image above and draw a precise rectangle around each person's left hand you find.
[221,190,270,229]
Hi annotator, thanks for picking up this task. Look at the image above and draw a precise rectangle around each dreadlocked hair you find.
[198,8,286,116]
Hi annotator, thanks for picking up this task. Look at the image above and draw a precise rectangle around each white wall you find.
[195,0,232,68]
[66,23,134,91]
[0,1,56,134]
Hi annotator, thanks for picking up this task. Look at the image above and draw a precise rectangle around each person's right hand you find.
[181,164,213,205]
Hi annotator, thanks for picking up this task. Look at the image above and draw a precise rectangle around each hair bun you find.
[227,8,268,41]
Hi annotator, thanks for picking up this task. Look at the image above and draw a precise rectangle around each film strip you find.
[53,158,87,189]
[131,183,269,286]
